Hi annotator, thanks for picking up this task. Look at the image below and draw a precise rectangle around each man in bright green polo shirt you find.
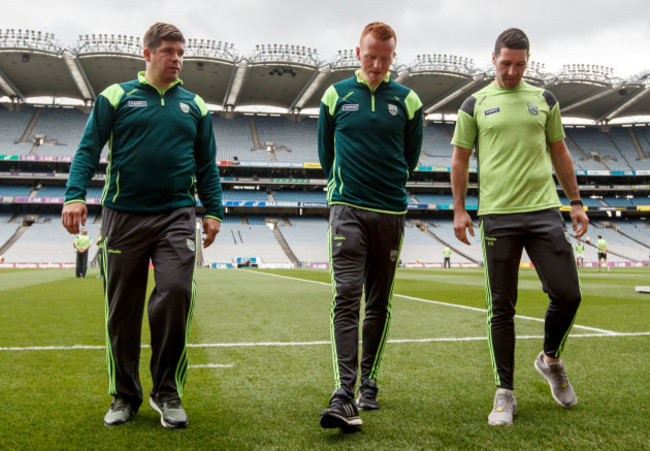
[73,228,92,278]
[451,28,589,426]
[443,246,452,268]
[597,235,609,271]
[575,241,585,268]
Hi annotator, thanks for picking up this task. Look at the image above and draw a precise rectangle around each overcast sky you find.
[2,0,649,78]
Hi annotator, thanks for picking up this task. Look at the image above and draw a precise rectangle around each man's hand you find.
[453,210,475,245]
[62,202,87,235]
[570,205,589,238]
[202,217,221,248]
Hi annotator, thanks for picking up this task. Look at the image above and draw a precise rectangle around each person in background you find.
[73,228,92,278]
[597,235,609,271]
[96,227,105,279]
[443,246,452,268]
[575,240,585,269]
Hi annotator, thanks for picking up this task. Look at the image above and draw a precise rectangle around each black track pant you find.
[328,204,404,395]
[480,208,582,390]
[101,206,197,404]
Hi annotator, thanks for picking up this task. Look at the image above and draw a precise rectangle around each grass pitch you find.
[1,267,649,450]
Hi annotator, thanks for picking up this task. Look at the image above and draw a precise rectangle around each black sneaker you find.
[320,388,362,430]
[104,397,139,426]
[357,379,380,411]
[149,397,188,429]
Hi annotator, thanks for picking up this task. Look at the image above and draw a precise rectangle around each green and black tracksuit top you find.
[65,72,223,220]
[318,70,423,214]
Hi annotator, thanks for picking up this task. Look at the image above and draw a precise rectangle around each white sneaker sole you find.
[148,397,187,429]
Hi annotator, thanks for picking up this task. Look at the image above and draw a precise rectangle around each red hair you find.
[360,22,397,43]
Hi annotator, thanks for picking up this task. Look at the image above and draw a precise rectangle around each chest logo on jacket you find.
[388,104,398,116]
[128,100,147,107]
[179,102,190,114]
[342,104,359,111]
[527,104,539,115]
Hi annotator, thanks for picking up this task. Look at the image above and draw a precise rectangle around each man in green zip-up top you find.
[318,21,423,431]
[62,22,223,429]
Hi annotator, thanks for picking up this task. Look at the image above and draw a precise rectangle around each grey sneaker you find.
[320,388,362,431]
[488,388,517,426]
[104,397,138,426]
[534,352,577,408]
[357,379,379,411]
[149,397,188,429]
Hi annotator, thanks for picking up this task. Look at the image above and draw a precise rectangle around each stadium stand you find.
[202,222,290,264]
[279,215,328,263]
[558,196,605,208]
[586,225,648,263]
[602,197,636,207]
[212,115,263,161]
[35,186,67,198]
[400,221,469,264]
[0,184,33,197]
[2,222,100,264]
[418,123,453,166]
[0,106,34,154]
[222,189,269,202]
[32,107,88,156]
[0,104,649,267]
[254,116,319,163]
[425,218,486,263]
[273,191,326,203]
[632,127,650,158]
[0,222,20,249]
[566,128,631,170]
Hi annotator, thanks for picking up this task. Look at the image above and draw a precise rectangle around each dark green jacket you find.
[318,71,423,214]
[65,72,223,220]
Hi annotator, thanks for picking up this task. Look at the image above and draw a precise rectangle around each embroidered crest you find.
[179,102,190,113]
[390,250,399,262]
[528,103,539,115]
[388,104,398,116]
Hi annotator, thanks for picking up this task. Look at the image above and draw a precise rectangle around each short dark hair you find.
[143,22,185,52]
[361,22,397,44]
[494,28,529,55]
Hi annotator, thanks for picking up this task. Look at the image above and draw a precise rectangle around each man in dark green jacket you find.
[318,21,423,431]
[62,22,223,429]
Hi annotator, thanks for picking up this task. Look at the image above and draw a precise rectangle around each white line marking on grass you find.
[1,332,648,352]
[251,271,619,335]
[0,345,105,351]
[189,364,234,369]
[188,341,331,348]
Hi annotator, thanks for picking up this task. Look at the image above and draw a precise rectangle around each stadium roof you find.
[1,29,649,122]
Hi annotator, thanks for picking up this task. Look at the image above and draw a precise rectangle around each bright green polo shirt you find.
[452,82,564,215]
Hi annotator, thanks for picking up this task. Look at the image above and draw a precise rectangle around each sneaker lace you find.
[494,392,513,411]
[550,365,569,388]
[110,398,129,412]
[163,399,182,410]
